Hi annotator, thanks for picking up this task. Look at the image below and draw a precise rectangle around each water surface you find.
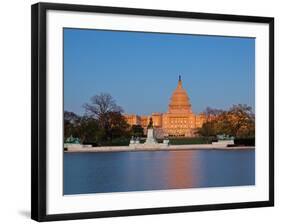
[64,149,255,195]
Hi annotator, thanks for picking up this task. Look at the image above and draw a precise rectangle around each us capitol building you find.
[124,76,206,137]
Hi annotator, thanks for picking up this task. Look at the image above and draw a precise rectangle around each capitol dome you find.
[168,76,192,114]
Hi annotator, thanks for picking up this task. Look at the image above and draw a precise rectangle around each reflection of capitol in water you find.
[165,151,200,189]
[124,76,206,137]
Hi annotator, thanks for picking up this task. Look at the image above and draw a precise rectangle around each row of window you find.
[167,125,193,128]
[165,120,194,124]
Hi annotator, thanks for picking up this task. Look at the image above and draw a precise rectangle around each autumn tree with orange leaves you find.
[197,104,255,138]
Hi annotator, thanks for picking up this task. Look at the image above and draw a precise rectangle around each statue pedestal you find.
[144,128,157,144]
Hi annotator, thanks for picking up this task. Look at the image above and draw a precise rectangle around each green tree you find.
[75,116,100,144]
[64,111,102,144]
[64,111,80,141]
[197,121,216,137]
[131,124,144,137]
[106,111,130,140]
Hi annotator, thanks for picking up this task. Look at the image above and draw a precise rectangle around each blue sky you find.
[64,28,255,115]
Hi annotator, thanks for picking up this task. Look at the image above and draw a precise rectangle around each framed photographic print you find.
[31,2,274,222]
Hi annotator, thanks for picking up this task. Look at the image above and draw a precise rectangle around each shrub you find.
[167,137,214,145]
[234,138,255,146]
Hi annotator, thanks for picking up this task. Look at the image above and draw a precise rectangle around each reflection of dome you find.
[168,76,192,114]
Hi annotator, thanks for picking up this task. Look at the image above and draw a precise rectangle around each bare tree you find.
[83,93,123,119]
[203,106,224,121]
[83,93,124,133]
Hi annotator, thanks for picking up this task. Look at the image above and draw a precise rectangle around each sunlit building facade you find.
[124,76,206,137]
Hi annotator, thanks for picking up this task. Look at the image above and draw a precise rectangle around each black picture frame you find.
[31,2,274,222]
